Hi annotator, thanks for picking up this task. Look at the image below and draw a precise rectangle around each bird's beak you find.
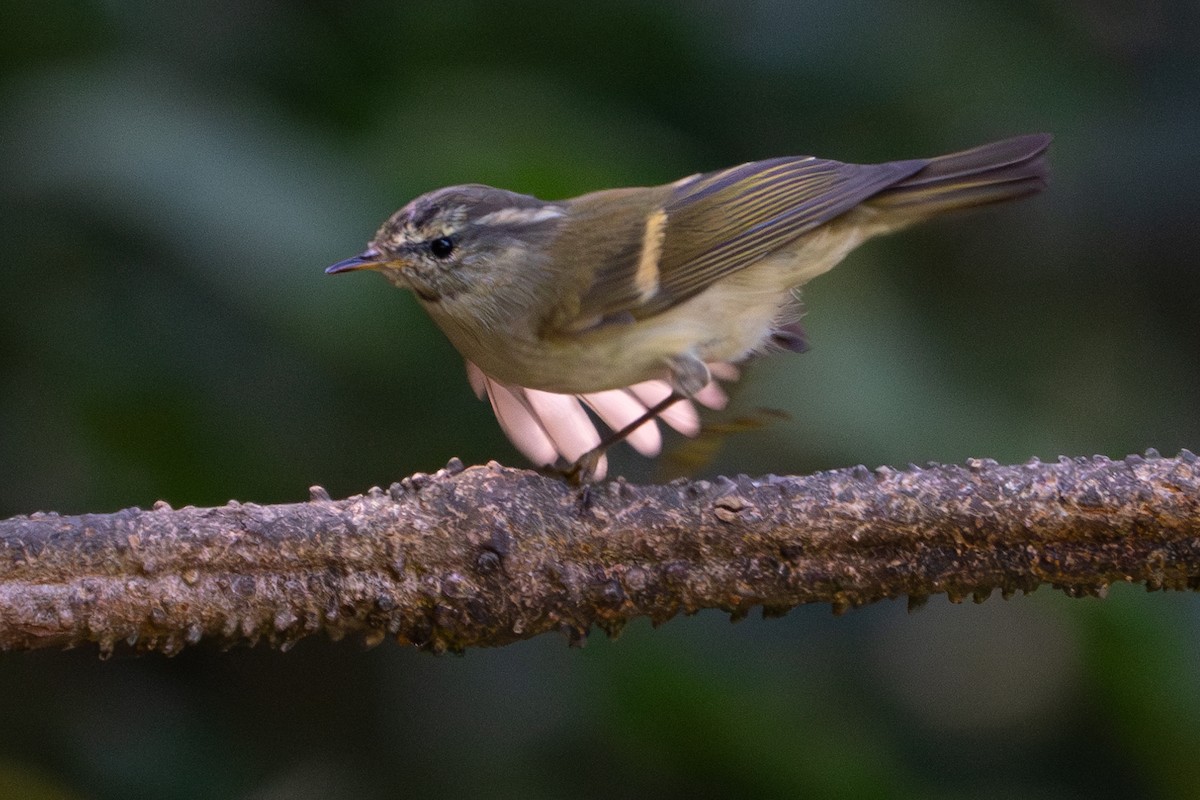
[325,249,384,275]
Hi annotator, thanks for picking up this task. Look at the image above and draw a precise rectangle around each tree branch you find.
[2,452,1199,656]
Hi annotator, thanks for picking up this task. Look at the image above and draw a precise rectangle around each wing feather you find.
[569,155,926,327]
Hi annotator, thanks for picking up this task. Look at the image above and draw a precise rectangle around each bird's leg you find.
[565,354,710,484]
[565,391,686,485]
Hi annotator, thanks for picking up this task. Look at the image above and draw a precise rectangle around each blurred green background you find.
[2,1,1199,797]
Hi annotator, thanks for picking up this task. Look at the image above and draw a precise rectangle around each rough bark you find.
[2,452,1198,657]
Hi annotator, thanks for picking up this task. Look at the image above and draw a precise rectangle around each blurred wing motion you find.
[465,361,738,479]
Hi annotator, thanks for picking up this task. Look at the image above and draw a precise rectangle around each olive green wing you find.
[567,155,926,329]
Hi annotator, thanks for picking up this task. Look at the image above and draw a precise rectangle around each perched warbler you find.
[328,133,1050,479]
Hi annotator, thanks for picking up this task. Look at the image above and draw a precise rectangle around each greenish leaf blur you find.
[1,1,1198,797]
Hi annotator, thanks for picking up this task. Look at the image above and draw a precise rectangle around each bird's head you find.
[326,185,566,307]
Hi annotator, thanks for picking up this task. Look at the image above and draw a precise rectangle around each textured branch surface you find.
[2,453,1199,656]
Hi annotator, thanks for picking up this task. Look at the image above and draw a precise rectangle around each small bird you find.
[328,133,1050,479]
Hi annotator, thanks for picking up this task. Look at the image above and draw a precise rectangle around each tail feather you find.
[867,133,1051,218]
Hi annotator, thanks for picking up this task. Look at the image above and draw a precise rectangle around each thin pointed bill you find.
[325,249,383,274]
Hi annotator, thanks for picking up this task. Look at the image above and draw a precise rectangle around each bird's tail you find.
[866,133,1052,221]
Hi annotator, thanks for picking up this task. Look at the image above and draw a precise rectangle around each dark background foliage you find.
[1,1,1198,797]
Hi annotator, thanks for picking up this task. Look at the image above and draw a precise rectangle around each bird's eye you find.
[429,237,455,259]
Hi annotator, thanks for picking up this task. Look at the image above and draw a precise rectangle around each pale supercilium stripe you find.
[475,206,566,227]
